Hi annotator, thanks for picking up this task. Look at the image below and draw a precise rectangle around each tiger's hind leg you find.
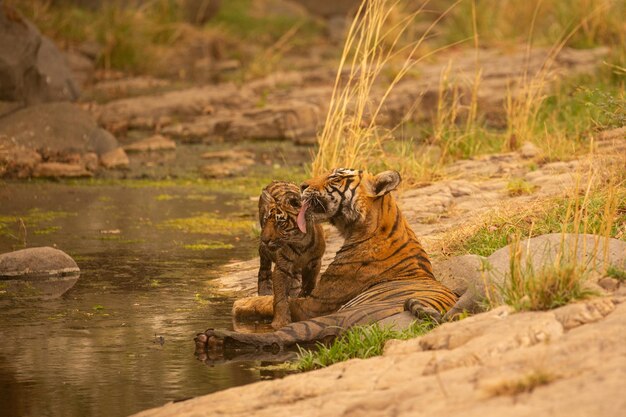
[232,295,274,322]
[404,298,443,323]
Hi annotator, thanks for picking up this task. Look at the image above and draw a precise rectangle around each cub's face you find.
[259,183,304,249]
[299,168,401,230]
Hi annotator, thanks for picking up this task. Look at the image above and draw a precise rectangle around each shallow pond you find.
[0,180,290,417]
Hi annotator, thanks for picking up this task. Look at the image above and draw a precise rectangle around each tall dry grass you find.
[311,0,465,176]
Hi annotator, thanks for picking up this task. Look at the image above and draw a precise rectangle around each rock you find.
[596,126,626,141]
[63,49,96,86]
[123,135,176,153]
[519,141,542,158]
[33,162,92,178]
[0,4,79,104]
[96,84,251,132]
[218,101,321,144]
[0,142,41,178]
[0,102,126,177]
[161,116,222,143]
[36,37,80,100]
[100,148,129,169]
[133,296,626,417]
[0,102,118,156]
[91,76,171,101]
[201,149,254,161]
[598,277,620,292]
[444,233,626,318]
[200,160,254,178]
[433,254,486,315]
[0,246,80,299]
[199,147,255,178]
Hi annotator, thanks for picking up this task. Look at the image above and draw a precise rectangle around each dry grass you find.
[486,370,558,397]
[311,0,465,177]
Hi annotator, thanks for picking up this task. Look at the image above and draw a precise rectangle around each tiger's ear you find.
[259,189,272,204]
[370,171,401,197]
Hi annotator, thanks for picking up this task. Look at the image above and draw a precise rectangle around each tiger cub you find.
[256,181,325,329]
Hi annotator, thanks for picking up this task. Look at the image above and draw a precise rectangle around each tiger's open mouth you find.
[297,197,326,233]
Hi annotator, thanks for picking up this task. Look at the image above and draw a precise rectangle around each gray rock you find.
[0,102,125,177]
[123,134,176,153]
[218,101,321,144]
[444,233,626,319]
[0,4,79,105]
[32,162,92,178]
[0,247,80,299]
[0,102,117,156]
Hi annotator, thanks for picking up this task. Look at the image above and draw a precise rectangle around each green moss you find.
[34,226,62,235]
[0,209,75,238]
[607,266,626,282]
[183,240,235,251]
[96,235,146,244]
[160,213,254,235]
[506,178,538,197]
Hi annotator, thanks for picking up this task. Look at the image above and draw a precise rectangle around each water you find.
[0,181,276,417]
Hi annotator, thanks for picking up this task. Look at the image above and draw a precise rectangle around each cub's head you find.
[298,168,401,233]
[258,181,304,249]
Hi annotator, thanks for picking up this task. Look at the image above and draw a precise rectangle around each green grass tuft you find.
[296,320,436,372]
[607,266,626,282]
[499,249,597,311]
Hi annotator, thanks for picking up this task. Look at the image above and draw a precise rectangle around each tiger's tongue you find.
[297,201,310,233]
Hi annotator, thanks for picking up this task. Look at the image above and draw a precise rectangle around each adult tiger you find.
[195,169,457,352]
[254,181,325,329]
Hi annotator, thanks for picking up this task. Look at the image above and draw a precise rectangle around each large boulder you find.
[0,246,80,299]
[442,233,626,318]
[0,102,128,178]
[0,2,79,105]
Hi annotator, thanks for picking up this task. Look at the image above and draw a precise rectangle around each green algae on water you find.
[159,213,254,235]
[183,240,235,251]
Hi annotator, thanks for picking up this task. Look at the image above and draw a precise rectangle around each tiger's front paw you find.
[404,298,442,323]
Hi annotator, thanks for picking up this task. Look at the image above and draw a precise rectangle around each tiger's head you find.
[259,181,306,249]
[297,168,401,234]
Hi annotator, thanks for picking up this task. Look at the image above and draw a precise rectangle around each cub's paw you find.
[258,272,273,296]
[232,296,274,321]
[404,298,442,323]
[271,315,291,330]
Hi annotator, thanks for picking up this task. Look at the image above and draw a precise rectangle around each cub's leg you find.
[271,254,293,329]
[300,257,322,297]
[288,272,303,298]
[257,247,273,296]
[232,296,274,321]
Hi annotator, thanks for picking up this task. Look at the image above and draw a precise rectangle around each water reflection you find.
[0,182,275,417]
